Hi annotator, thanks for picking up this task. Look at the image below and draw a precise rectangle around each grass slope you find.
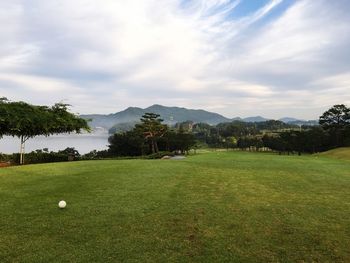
[1,152,350,262]
[316,147,350,161]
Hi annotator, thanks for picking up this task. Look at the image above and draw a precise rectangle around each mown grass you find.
[0,151,350,262]
[316,147,350,161]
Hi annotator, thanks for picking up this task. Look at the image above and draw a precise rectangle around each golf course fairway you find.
[1,151,349,262]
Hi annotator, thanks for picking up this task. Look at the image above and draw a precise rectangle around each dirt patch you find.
[0,162,12,168]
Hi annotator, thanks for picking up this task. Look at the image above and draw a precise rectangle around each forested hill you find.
[81,104,317,130]
[81,104,231,129]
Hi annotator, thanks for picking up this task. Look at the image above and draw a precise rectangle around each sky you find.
[0,0,349,119]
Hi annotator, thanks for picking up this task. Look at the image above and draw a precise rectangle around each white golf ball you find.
[58,200,66,209]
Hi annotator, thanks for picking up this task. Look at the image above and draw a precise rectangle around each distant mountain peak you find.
[147,104,163,108]
[81,104,231,129]
[243,116,270,122]
[80,104,318,131]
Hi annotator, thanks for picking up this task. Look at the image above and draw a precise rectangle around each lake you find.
[0,133,110,154]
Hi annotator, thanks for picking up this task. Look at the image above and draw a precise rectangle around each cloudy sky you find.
[0,0,349,119]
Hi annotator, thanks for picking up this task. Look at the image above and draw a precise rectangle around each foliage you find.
[237,136,264,150]
[0,99,90,164]
[144,151,175,159]
[0,148,81,165]
[108,121,139,134]
[319,104,350,147]
[135,113,168,153]
[319,104,350,129]
[159,130,196,153]
[262,127,331,154]
[81,150,111,160]
[190,104,350,153]
[58,147,81,157]
[192,120,299,149]
[108,113,197,157]
[108,130,145,156]
[0,101,90,138]
[106,105,350,156]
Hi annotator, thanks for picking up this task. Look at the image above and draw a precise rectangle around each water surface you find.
[0,133,109,154]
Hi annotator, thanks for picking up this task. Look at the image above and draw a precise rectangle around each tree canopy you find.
[0,99,90,164]
[319,104,350,147]
[319,104,350,129]
[108,113,196,157]
[135,113,168,153]
[0,100,90,138]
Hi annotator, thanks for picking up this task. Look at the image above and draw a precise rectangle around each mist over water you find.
[0,133,109,154]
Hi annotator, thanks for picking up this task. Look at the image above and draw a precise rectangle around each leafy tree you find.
[319,104,350,128]
[319,104,350,147]
[58,147,81,158]
[135,113,168,153]
[262,134,282,153]
[174,121,194,132]
[149,127,195,154]
[0,98,10,138]
[107,114,196,157]
[301,127,330,153]
[222,136,237,150]
[0,100,90,164]
[192,123,211,144]
[237,136,263,150]
[108,130,145,156]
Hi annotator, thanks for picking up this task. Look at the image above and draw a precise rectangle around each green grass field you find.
[1,151,350,262]
[316,147,350,161]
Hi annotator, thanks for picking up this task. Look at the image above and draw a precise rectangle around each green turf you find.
[316,147,350,161]
[1,152,350,262]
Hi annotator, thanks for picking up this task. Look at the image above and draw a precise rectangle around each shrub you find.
[145,151,175,159]
[0,148,81,165]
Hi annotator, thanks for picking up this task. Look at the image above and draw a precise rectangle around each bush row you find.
[0,149,180,165]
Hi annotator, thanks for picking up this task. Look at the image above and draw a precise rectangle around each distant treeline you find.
[0,147,81,165]
[105,104,350,157]
[1,103,349,164]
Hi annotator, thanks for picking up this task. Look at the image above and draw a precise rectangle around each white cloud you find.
[0,0,349,119]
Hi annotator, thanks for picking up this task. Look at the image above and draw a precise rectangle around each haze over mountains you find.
[81,105,317,132]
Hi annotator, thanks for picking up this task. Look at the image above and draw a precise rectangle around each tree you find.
[300,127,329,153]
[319,104,350,147]
[162,129,196,154]
[108,130,144,156]
[0,98,10,139]
[135,113,168,153]
[319,104,350,128]
[0,100,90,164]
[262,134,287,154]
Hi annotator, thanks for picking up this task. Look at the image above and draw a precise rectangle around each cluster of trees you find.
[192,104,349,154]
[190,120,301,149]
[0,147,83,165]
[0,98,90,164]
[108,113,196,157]
[262,104,350,154]
[261,127,329,154]
[107,104,349,156]
[1,98,348,164]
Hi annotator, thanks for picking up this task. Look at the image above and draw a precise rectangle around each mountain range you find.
[80,104,318,132]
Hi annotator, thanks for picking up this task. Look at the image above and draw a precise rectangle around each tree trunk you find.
[19,135,26,165]
[166,139,170,151]
[151,140,155,153]
[154,140,159,153]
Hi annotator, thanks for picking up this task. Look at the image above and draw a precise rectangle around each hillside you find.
[81,104,318,131]
[316,147,350,161]
[81,104,231,129]
[243,116,269,122]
